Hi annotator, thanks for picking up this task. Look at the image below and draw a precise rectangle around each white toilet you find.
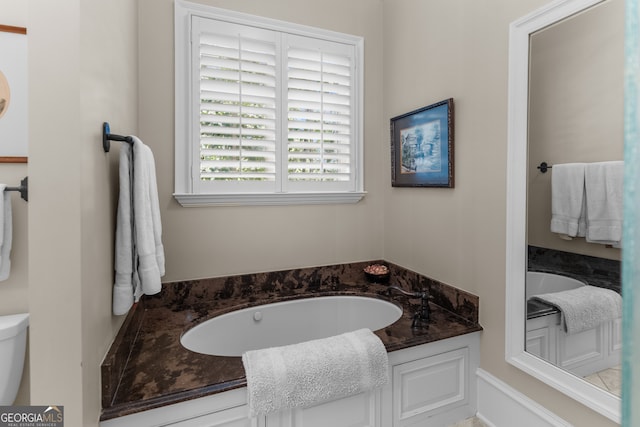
[0,313,29,405]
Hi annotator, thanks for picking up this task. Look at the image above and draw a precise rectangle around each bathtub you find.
[525,271,621,377]
[525,271,585,299]
[180,295,403,357]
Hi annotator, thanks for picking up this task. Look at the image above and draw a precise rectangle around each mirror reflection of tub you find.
[525,271,621,395]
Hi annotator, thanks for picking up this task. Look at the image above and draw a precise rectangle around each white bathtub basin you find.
[526,271,586,300]
[180,295,402,357]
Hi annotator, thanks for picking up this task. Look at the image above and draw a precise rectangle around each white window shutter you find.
[175,3,364,205]
[285,36,355,192]
[193,18,279,193]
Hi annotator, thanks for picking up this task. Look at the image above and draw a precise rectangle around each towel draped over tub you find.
[241,328,389,417]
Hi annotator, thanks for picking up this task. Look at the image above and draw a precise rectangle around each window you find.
[174,1,365,206]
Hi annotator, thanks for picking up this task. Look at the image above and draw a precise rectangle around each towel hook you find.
[537,162,552,173]
[102,122,134,153]
[3,176,28,202]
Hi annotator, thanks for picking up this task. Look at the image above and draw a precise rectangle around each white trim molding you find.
[476,369,572,427]
[174,191,366,207]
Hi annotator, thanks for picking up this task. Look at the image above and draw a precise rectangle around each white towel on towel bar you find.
[584,161,624,247]
[132,137,165,300]
[242,328,389,417]
[113,137,165,315]
[0,185,12,282]
[550,163,587,238]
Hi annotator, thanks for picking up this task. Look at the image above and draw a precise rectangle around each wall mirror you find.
[506,0,623,422]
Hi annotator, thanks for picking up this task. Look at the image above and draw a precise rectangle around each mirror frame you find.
[505,0,621,423]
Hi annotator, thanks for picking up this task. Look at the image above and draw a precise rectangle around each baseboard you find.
[475,369,572,427]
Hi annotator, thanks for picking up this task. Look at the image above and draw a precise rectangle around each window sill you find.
[173,192,367,207]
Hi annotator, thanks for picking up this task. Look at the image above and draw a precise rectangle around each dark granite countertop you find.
[100,261,482,421]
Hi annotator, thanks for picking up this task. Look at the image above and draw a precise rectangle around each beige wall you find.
[0,0,624,425]
[27,0,136,425]
[382,1,617,426]
[527,0,624,260]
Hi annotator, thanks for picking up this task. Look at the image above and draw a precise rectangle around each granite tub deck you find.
[100,261,482,421]
[527,245,621,319]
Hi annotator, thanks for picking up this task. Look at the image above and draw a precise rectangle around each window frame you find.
[174,0,365,207]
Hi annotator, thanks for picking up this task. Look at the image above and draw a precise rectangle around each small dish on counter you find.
[364,264,390,283]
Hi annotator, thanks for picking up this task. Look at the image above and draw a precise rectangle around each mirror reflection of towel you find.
[550,163,587,238]
[550,161,623,247]
[584,161,623,247]
[532,285,621,335]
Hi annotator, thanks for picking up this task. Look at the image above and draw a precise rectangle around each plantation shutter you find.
[193,18,279,193]
[286,36,356,192]
[180,13,362,204]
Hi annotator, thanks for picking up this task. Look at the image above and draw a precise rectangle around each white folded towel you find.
[550,163,587,238]
[584,161,624,246]
[0,185,12,281]
[242,328,389,417]
[113,137,165,315]
[532,285,621,335]
[132,137,165,300]
[113,145,135,315]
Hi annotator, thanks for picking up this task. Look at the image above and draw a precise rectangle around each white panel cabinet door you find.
[525,314,558,364]
[526,327,556,364]
[268,391,380,427]
[168,405,257,427]
[393,347,468,427]
[610,318,622,353]
[100,389,258,427]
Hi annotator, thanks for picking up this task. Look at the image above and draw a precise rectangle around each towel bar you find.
[102,122,134,153]
[537,162,552,173]
[3,176,28,202]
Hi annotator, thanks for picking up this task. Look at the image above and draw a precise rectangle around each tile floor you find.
[449,417,488,427]
[584,365,622,396]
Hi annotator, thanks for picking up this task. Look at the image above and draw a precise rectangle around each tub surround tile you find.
[528,245,621,293]
[100,261,481,421]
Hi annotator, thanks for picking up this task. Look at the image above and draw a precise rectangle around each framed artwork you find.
[390,98,454,187]
[0,25,28,163]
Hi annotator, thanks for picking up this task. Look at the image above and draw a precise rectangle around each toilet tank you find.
[0,313,29,405]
